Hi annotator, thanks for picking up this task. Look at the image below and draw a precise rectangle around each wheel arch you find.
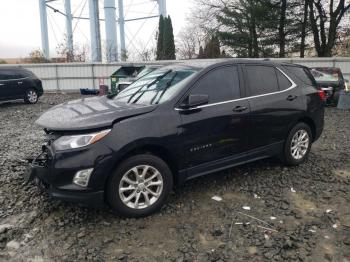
[105,143,179,191]
[297,116,316,141]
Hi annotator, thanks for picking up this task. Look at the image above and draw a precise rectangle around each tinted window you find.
[284,65,314,85]
[0,70,16,80]
[246,65,279,95]
[276,69,292,90]
[189,66,240,103]
[18,70,33,78]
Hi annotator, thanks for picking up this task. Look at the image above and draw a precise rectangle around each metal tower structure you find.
[38,0,167,62]
[105,0,118,62]
[64,0,74,60]
[39,0,49,59]
[88,0,102,61]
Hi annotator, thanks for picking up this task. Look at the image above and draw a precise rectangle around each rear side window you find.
[190,65,240,103]
[284,65,315,86]
[245,65,279,95]
[276,69,292,90]
[0,70,16,80]
[18,70,33,78]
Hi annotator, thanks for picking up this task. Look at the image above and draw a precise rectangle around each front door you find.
[178,65,250,170]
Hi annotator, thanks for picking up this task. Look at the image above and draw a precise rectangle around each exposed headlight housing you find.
[53,129,111,151]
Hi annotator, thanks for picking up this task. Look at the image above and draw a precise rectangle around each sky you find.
[0,0,193,59]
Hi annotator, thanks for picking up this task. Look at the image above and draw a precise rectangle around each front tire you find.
[281,122,312,166]
[24,89,39,104]
[106,154,173,217]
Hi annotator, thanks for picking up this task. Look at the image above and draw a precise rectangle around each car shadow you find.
[0,100,41,108]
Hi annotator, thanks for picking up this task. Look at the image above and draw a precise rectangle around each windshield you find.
[113,68,197,105]
[136,67,157,79]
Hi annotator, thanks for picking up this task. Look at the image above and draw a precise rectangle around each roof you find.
[0,66,27,71]
[157,58,298,71]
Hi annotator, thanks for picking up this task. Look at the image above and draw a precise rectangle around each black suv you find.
[27,60,325,217]
[0,67,43,104]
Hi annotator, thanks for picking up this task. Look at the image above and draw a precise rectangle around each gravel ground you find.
[0,94,349,262]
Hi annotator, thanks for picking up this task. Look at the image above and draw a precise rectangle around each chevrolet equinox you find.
[26,60,325,217]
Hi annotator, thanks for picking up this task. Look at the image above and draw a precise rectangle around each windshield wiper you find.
[128,70,172,104]
[151,72,178,104]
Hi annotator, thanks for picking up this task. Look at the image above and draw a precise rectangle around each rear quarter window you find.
[284,65,315,86]
[276,69,292,90]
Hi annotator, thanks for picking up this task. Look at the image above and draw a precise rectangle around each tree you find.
[27,49,49,63]
[198,46,204,58]
[215,0,278,58]
[163,16,176,59]
[203,36,221,58]
[0,59,7,64]
[56,36,88,62]
[156,15,165,60]
[308,0,350,57]
[300,0,310,57]
[177,26,200,59]
[156,15,176,60]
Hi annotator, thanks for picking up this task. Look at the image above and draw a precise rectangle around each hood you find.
[36,96,157,131]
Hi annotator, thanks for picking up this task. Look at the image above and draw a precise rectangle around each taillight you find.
[317,90,326,101]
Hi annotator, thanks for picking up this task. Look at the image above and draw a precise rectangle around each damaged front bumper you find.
[25,145,105,208]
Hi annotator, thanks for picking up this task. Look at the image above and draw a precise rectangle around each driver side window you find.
[189,65,240,103]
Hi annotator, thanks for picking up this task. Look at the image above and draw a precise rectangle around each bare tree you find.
[26,49,49,63]
[176,26,201,59]
[309,0,350,57]
[56,36,88,62]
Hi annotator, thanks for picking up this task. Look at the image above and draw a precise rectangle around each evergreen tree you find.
[198,46,204,58]
[156,15,164,60]
[162,16,176,60]
[202,36,221,58]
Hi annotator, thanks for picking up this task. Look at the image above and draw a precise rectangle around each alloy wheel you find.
[119,165,163,209]
[290,129,309,160]
[27,90,38,103]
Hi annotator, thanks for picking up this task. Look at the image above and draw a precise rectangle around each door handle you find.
[233,106,248,112]
[18,81,23,84]
[286,95,297,101]
[0,83,4,86]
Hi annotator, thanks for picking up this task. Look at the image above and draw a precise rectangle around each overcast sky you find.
[0,0,192,59]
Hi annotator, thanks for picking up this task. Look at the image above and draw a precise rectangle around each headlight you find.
[53,129,111,151]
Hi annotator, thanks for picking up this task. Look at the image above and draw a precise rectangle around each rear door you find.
[0,70,17,99]
[243,64,303,150]
[178,65,250,169]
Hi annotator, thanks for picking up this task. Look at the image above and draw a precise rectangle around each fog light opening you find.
[73,168,93,187]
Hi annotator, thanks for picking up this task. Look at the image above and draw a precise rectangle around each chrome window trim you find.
[0,76,29,82]
[175,67,296,111]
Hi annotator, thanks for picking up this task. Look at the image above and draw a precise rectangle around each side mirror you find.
[180,94,209,109]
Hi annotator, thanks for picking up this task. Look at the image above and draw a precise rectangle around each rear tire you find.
[106,154,173,217]
[24,89,38,104]
[281,122,312,166]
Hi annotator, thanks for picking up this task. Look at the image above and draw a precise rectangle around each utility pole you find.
[88,0,102,62]
[104,0,118,62]
[118,0,126,61]
[39,0,49,59]
[64,0,74,61]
